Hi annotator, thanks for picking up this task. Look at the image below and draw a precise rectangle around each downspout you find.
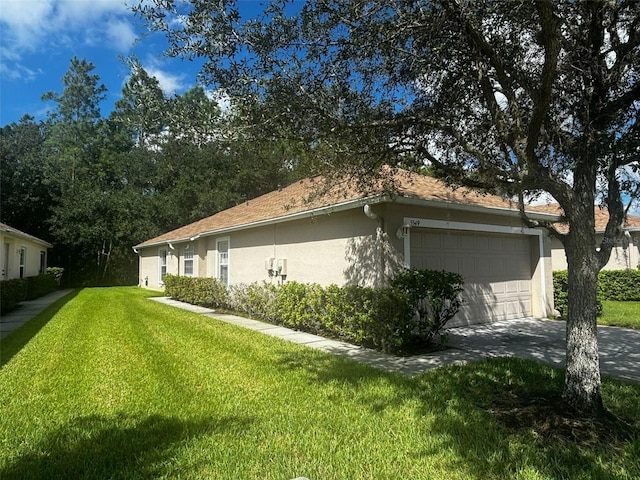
[537,232,549,318]
[168,242,177,276]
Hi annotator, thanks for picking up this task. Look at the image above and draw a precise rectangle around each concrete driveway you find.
[447,318,640,384]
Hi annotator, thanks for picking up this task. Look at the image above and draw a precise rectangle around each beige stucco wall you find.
[209,208,385,287]
[137,201,554,319]
[139,208,393,290]
[0,232,49,280]
[550,233,640,271]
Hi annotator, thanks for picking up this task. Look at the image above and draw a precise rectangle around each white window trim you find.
[158,248,168,285]
[216,237,230,285]
[19,246,26,278]
[39,250,46,274]
[183,244,195,277]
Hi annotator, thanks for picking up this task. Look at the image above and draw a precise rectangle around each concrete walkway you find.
[151,297,640,383]
[0,289,74,340]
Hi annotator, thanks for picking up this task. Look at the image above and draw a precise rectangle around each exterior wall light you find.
[396,225,410,239]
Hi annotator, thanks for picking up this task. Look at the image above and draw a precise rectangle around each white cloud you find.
[106,18,138,51]
[0,0,134,55]
[205,88,232,114]
[144,62,187,95]
[0,62,42,81]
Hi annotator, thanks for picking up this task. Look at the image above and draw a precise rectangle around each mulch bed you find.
[487,391,637,448]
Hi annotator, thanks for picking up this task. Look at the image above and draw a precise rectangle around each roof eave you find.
[134,193,560,250]
[0,227,53,248]
[134,195,388,250]
[394,196,562,222]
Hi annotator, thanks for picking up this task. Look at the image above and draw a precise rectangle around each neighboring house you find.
[135,169,559,327]
[530,205,640,271]
[0,223,53,280]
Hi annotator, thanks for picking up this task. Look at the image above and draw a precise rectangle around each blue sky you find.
[0,0,265,126]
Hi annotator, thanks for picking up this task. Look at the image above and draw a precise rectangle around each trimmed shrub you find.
[390,268,464,344]
[26,274,57,300]
[0,278,28,314]
[598,270,640,301]
[162,269,462,355]
[163,275,228,308]
[228,282,277,321]
[46,267,64,286]
[553,271,604,318]
[1,272,59,314]
[275,282,326,330]
[322,285,413,352]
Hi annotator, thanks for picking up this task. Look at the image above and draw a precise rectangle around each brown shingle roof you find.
[135,168,550,248]
[528,203,640,233]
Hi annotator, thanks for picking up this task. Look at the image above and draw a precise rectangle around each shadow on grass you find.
[1,289,80,368]
[1,413,252,480]
[274,349,639,479]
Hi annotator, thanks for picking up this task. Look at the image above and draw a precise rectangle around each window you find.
[40,251,46,274]
[159,249,167,283]
[19,247,26,278]
[217,238,229,285]
[183,245,194,276]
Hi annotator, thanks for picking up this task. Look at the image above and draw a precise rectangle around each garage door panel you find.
[474,235,489,250]
[490,237,504,250]
[476,257,492,274]
[411,229,533,325]
[444,257,459,272]
[423,233,441,249]
[459,235,475,250]
[490,259,505,276]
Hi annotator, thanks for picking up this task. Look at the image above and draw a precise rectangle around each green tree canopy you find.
[133,0,640,415]
[0,115,51,240]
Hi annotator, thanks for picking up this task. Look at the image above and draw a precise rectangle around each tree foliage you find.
[0,115,51,240]
[1,55,307,286]
[132,0,640,415]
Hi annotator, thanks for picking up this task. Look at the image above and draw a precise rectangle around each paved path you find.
[0,289,75,340]
[151,297,640,383]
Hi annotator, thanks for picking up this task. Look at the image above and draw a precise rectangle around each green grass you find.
[1,287,639,480]
[600,301,640,329]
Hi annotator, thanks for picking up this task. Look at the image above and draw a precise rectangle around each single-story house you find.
[135,169,559,327]
[0,223,53,280]
[530,205,640,271]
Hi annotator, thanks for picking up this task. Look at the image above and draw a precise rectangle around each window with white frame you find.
[159,249,168,282]
[19,247,26,278]
[183,245,194,276]
[216,238,229,285]
[40,251,46,274]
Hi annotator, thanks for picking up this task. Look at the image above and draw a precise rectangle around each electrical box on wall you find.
[265,257,275,271]
[276,258,287,276]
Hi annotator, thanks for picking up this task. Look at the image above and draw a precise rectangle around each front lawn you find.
[1,287,638,479]
[600,300,640,329]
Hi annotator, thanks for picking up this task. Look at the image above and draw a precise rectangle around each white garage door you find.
[410,229,533,326]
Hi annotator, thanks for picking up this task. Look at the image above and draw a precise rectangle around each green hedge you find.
[26,274,57,300]
[163,270,463,354]
[0,273,58,314]
[0,278,29,314]
[390,268,464,344]
[553,269,640,318]
[598,270,640,301]
[553,271,605,319]
[163,275,229,308]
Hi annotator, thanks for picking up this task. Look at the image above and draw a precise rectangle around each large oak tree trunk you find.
[562,226,604,415]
